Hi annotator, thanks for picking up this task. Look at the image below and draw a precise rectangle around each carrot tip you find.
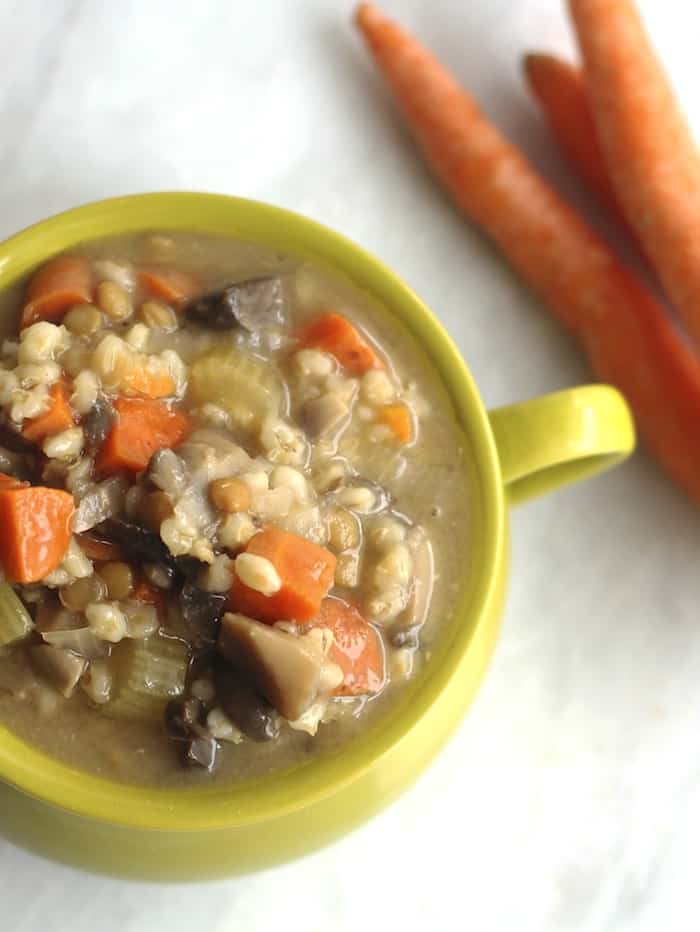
[355,2,379,29]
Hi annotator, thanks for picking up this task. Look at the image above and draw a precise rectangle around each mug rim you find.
[0,193,506,830]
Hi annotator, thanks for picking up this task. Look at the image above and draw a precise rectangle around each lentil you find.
[140,491,173,533]
[60,575,108,612]
[98,562,135,601]
[96,280,133,321]
[208,478,251,513]
[63,305,103,336]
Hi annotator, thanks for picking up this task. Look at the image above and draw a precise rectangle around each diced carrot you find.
[0,486,74,583]
[21,256,93,329]
[300,313,382,374]
[228,528,337,623]
[121,367,175,399]
[379,403,413,444]
[22,380,75,444]
[131,579,167,616]
[138,268,200,305]
[95,396,190,476]
[75,533,123,562]
[308,597,384,696]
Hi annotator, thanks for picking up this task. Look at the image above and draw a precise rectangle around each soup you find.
[0,233,469,785]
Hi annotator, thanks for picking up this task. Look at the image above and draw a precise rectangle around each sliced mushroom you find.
[301,393,351,442]
[174,555,209,581]
[177,431,250,486]
[95,518,171,564]
[179,583,226,647]
[83,396,115,450]
[0,424,38,454]
[185,735,218,771]
[35,598,83,633]
[146,448,189,497]
[73,476,128,532]
[184,278,284,332]
[213,663,280,741]
[164,697,218,771]
[218,613,327,721]
[0,443,34,481]
[389,536,434,647]
[165,696,205,740]
[28,644,87,698]
[0,433,43,483]
[42,626,110,660]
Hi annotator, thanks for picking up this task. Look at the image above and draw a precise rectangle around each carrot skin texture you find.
[568,0,700,350]
[308,598,385,696]
[355,4,700,503]
[95,397,190,476]
[523,53,626,227]
[138,269,200,305]
[0,487,74,583]
[300,313,382,374]
[120,367,175,399]
[22,380,76,443]
[21,256,93,328]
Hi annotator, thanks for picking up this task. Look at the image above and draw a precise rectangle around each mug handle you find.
[487,384,636,505]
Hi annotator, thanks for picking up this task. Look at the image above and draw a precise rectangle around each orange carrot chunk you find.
[353,6,700,503]
[22,380,75,444]
[21,255,93,329]
[95,396,190,477]
[380,403,413,444]
[0,486,74,583]
[228,529,337,623]
[138,268,200,305]
[121,367,175,399]
[300,313,382,374]
[309,598,384,696]
[568,0,700,351]
[522,53,627,229]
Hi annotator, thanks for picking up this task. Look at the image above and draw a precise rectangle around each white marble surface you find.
[2,0,700,929]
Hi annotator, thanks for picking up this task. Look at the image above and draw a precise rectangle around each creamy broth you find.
[0,232,469,785]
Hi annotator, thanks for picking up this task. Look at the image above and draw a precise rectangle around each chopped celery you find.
[105,635,188,722]
[189,346,285,429]
[0,583,33,647]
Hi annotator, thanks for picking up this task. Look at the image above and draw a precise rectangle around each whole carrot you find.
[523,53,626,228]
[355,3,700,503]
[568,0,700,351]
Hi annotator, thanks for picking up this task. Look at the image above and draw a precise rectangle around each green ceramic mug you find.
[0,194,635,880]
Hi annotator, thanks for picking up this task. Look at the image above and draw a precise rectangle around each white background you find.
[2,2,700,930]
